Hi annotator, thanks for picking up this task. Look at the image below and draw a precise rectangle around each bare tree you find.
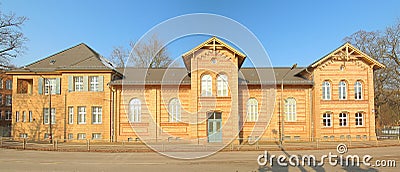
[344,21,400,127]
[0,10,28,65]
[110,35,172,68]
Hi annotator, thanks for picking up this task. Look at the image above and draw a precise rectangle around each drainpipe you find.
[109,85,115,142]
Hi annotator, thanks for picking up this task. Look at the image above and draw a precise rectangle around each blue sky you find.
[2,0,400,67]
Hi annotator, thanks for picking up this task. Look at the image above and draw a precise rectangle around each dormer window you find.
[49,60,56,65]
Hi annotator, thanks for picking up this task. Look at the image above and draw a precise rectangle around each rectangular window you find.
[5,110,11,120]
[5,95,11,106]
[68,107,74,124]
[0,78,3,89]
[29,111,33,122]
[44,133,49,139]
[78,106,86,124]
[0,111,2,120]
[92,133,102,140]
[43,108,56,124]
[322,113,332,127]
[22,111,26,122]
[5,80,12,90]
[92,106,102,124]
[77,133,86,140]
[20,133,28,138]
[16,111,20,122]
[339,113,347,127]
[44,78,57,94]
[74,76,84,91]
[89,76,99,91]
[0,94,2,105]
[355,113,363,126]
[68,133,74,140]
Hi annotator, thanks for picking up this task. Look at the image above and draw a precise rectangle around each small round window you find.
[211,58,217,64]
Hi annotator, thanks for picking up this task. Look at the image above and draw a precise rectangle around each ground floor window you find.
[355,112,363,126]
[92,133,102,140]
[339,113,347,126]
[77,133,86,140]
[322,113,332,127]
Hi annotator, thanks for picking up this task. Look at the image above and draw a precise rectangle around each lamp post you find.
[279,63,297,146]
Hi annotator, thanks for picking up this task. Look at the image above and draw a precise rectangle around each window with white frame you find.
[339,113,347,126]
[77,133,86,140]
[20,133,28,138]
[78,106,86,124]
[44,78,56,94]
[68,133,73,140]
[354,81,363,100]
[322,81,331,100]
[5,80,12,90]
[201,75,212,96]
[68,107,74,124]
[5,95,11,106]
[43,108,55,124]
[90,76,99,91]
[285,98,297,122]
[16,111,19,122]
[92,133,102,140]
[168,98,181,122]
[322,113,332,127]
[29,111,33,122]
[247,98,258,122]
[217,74,228,96]
[74,76,84,91]
[339,81,347,100]
[5,110,11,120]
[22,111,26,122]
[129,98,141,122]
[355,112,363,126]
[92,107,102,124]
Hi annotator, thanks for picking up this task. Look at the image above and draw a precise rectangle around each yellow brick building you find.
[8,37,384,143]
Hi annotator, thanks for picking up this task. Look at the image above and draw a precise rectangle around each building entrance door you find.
[207,112,222,142]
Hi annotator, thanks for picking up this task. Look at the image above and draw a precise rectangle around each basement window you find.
[17,79,33,94]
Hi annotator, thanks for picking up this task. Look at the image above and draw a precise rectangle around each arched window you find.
[129,98,141,122]
[285,98,296,121]
[201,75,212,96]
[354,81,362,100]
[339,81,347,100]
[247,98,258,122]
[322,81,331,100]
[217,74,228,96]
[169,98,181,122]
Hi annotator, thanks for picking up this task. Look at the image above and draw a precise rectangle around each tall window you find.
[68,107,74,124]
[322,113,332,127]
[339,113,347,126]
[247,98,258,122]
[0,78,3,88]
[74,76,84,91]
[92,107,102,124]
[43,108,55,124]
[5,95,11,106]
[168,98,181,122]
[322,81,331,100]
[29,111,33,122]
[78,106,86,124]
[354,81,363,100]
[90,76,99,91]
[201,75,212,96]
[129,98,141,122]
[16,111,20,122]
[355,112,363,126]
[339,81,347,100]
[5,80,12,90]
[0,94,2,105]
[217,74,228,96]
[44,78,56,94]
[22,111,26,122]
[285,98,297,122]
[5,110,11,120]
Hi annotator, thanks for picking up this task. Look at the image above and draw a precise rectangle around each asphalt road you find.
[0,146,399,172]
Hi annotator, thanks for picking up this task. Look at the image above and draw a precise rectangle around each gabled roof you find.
[308,42,385,70]
[10,43,116,73]
[182,37,247,71]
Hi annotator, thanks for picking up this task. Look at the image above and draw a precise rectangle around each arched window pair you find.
[322,80,363,100]
[201,74,228,97]
[129,98,182,123]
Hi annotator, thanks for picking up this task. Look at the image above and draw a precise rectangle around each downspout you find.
[64,89,67,142]
[309,87,313,142]
[155,87,158,142]
[109,83,115,142]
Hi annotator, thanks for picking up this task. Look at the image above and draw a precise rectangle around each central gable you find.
[182,37,246,72]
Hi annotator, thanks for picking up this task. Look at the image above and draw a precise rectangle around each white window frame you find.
[22,111,26,122]
[201,75,212,96]
[5,80,12,90]
[68,107,74,124]
[285,98,297,122]
[74,76,84,91]
[16,111,20,122]
[5,95,11,106]
[168,98,181,122]
[322,113,332,127]
[43,108,55,124]
[92,133,102,140]
[92,106,102,124]
[322,81,331,100]
[29,111,33,122]
[44,78,56,95]
[355,112,363,126]
[78,106,86,124]
[217,74,228,96]
[5,110,11,120]
[355,81,363,100]
[129,99,141,122]
[68,133,74,140]
[339,81,347,100]
[90,76,99,91]
[247,98,258,122]
[339,113,348,127]
[77,133,86,140]
[0,78,3,89]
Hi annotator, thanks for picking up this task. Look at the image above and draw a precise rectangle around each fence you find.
[1,136,400,152]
